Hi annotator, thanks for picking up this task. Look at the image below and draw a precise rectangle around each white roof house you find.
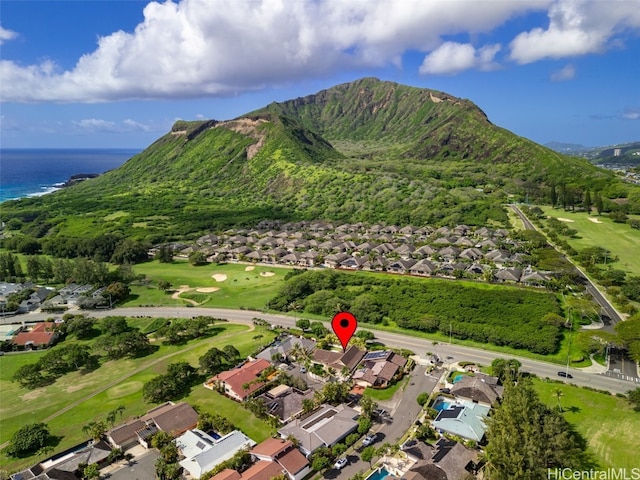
[178,430,256,479]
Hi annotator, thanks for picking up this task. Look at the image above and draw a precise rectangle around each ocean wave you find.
[26,186,63,197]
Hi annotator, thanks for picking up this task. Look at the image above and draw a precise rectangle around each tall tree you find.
[550,184,557,207]
[483,378,590,479]
[594,191,604,215]
[583,189,592,213]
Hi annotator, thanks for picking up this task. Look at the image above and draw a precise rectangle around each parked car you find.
[557,371,573,379]
[439,387,451,394]
[362,433,378,447]
[374,408,387,417]
[334,457,348,470]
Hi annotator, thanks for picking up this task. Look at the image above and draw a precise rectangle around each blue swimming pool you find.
[452,373,464,383]
[366,467,390,480]
[433,399,452,411]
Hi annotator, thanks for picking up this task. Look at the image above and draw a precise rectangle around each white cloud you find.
[0,0,547,103]
[510,0,640,64]
[419,42,502,75]
[72,118,155,133]
[550,63,576,81]
[622,108,640,120]
[0,26,18,45]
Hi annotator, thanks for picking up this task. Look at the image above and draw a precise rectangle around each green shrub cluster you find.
[268,270,562,354]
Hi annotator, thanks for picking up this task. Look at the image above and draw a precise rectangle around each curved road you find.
[10,306,635,394]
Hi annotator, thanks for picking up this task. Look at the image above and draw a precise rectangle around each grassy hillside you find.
[2,78,636,243]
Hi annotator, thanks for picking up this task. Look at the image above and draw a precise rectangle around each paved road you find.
[325,365,438,479]
[509,204,623,328]
[7,306,636,394]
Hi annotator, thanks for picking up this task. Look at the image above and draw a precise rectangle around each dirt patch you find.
[196,287,220,293]
[557,218,575,223]
[245,266,255,271]
[588,217,603,224]
[65,382,91,393]
[260,272,275,277]
[212,274,228,282]
[21,389,45,401]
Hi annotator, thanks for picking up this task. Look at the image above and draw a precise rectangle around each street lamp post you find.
[565,321,573,379]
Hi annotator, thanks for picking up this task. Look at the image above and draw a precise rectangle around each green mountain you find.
[2,78,633,242]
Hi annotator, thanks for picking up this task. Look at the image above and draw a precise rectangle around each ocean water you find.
[0,149,140,202]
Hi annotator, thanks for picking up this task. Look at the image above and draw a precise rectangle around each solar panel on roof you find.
[363,351,388,360]
[301,409,337,430]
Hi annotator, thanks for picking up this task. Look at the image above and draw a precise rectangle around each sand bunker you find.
[557,218,575,223]
[588,217,602,224]
[212,274,228,282]
[260,272,275,277]
[196,287,220,293]
[245,266,255,271]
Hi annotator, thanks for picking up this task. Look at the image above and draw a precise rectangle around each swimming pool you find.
[452,373,464,383]
[433,398,452,411]
[366,467,390,480]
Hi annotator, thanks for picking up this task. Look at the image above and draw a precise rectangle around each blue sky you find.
[1,0,639,149]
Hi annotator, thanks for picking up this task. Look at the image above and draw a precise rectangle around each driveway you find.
[106,449,159,480]
[325,365,439,479]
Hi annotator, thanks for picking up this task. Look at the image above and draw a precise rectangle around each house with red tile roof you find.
[205,358,271,401]
[250,438,310,480]
[11,322,58,350]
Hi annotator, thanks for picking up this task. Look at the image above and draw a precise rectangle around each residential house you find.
[256,385,315,423]
[362,257,388,272]
[107,402,198,450]
[340,256,368,270]
[278,404,360,456]
[11,441,112,480]
[312,345,365,375]
[459,248,483,262]
[256,335,316,364]
[352,350,407,388]
[387,259,417,274]
[450,373,503,407]
[414,245,436,259]
[402,438,479,480]
[323,253,350,269]
[495,267,523,283]
[11,322,58,350]
[520,269,550,286]
[454,237,475,247]
[431,402,490,443]
[178,430,257,480]
[250,438,311,480]
[409,260,437,277]
[205,358,271,401]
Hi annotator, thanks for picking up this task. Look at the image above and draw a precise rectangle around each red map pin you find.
[332,312,358,352]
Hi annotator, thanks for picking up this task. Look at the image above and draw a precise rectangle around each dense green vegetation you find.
[268,269,562,354]
[3,78,637,244]
[484,376,592,479]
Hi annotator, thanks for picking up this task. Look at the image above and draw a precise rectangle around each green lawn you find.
[533,378,640,469]
[0,323,276,473]
[539,206,640,276]
[364,376,409,401]
[125,261,286,310]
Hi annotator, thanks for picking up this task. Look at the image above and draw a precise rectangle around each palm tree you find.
[288,301,303,323]
[82,421,107,442]
[552,388,564,412]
